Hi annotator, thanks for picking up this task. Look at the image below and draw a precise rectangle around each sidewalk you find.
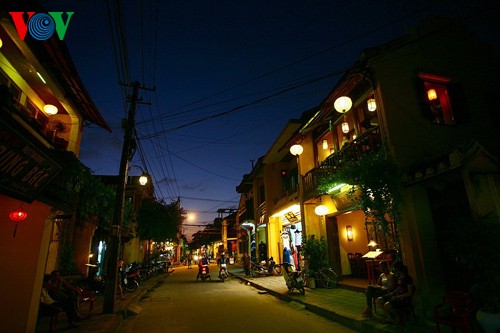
[228,264,435,333]
[36,272,169,333]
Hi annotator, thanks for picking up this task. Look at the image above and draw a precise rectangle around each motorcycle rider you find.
[217,252,229,278]
[197,254,210,280]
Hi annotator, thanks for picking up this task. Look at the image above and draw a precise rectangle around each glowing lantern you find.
[367,98,377,111]
[322,139,328,150]
[427,89,438,101]
[314,204,328,216]
[9,207,28,237]
[341,121,350,134]
[290,144,303,156]
[334,96,352,113]
[10,208,28,223]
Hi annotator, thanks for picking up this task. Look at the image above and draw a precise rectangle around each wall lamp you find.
[346,225,354,241]
[44,104,58,115]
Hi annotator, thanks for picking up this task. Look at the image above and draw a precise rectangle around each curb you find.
[112,273,168,331]
[228,271,432,333]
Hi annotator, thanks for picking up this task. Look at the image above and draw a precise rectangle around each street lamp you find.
[129,165,149,186]
[289,144,306,240]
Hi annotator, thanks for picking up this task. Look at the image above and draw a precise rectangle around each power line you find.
[139,70,345,140]
[167,196,238,203]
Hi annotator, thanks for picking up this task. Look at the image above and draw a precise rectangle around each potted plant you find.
[301,235,328,287]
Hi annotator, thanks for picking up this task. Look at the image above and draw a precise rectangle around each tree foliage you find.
[137,199,184,242]
[50,152,131,228]
[317,151,402,235]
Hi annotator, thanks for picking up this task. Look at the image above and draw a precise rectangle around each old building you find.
[0,3,110,332]
[238,18,500,317]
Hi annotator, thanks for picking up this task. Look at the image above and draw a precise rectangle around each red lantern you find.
[9,208,27,237]
[10,208,28,223]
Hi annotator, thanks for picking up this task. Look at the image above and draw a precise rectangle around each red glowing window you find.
[419,73,456,126]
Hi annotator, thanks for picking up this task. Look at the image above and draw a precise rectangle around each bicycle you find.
[315,267,338,288]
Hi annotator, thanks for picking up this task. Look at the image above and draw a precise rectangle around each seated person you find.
[361,261,396,318]
[41,273,80,329]
[377,262,414,324]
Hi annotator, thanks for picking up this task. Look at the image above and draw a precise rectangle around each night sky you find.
[37,0,499,239]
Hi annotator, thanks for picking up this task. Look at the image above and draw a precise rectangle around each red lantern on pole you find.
[9,207,28,237]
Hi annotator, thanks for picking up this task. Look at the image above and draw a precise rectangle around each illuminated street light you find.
[289,144,306,240]
[129,165,149,186]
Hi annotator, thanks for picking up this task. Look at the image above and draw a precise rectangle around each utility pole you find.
[103,81,141,314]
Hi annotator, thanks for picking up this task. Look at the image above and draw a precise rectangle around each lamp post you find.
[129,165,149,186]
[290,144,306,240]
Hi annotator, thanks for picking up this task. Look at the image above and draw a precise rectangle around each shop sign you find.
[0,118,62,202]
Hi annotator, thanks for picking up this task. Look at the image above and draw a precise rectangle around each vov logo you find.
[9,12,74,41]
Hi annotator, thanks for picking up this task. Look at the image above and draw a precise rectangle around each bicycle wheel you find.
[315,270,328,288]
[321,268,338,288]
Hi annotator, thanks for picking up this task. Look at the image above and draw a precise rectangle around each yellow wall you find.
[334,210,367,275]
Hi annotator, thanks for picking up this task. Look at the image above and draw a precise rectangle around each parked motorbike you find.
[250,257,281,276]
[280,263,305,295]
[123,265,141,292]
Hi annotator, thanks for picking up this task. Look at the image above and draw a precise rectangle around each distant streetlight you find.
[289,144,306,240]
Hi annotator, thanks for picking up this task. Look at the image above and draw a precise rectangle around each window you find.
[419,73,456,125]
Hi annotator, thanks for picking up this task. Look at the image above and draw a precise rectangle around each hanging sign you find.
[0,117,62,202]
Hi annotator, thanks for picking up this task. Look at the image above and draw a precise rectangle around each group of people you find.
[194,253,233,279]
[361,260,414,325]
[40,270,82,329]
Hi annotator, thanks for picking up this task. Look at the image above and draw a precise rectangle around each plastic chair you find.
[76,287,95,318]
[38,302,63,332]
[434,291,476,333]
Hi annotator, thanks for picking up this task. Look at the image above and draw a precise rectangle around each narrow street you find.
[117,264,357,333]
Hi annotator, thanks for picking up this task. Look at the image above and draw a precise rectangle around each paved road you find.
[117,264,357,333]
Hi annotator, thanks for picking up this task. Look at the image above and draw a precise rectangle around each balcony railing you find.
[303,127,382,201]
[1,103,69,150]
